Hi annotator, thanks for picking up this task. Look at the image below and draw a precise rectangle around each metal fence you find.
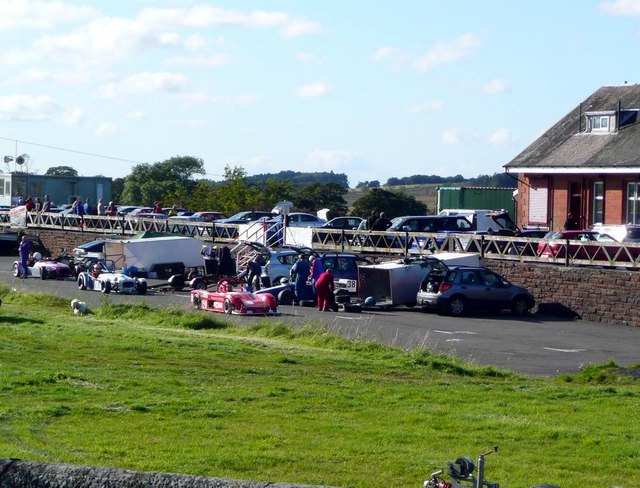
[3,211,640,269]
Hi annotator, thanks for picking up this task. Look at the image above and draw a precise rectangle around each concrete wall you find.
[0,459,332,488]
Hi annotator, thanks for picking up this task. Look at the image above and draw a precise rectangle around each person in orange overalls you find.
[314,268,335,311]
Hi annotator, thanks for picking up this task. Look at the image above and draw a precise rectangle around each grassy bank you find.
[0,285,638,487]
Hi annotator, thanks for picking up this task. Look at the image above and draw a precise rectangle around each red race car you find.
[191,279,278,315]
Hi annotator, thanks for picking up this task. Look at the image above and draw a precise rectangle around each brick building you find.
[504,84,640,231]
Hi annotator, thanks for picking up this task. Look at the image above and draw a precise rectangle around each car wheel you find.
[277,289,294,305]
[192,278,206,290]
[12,262,20,278]
[101,280,111,294]
[78,274,87,290]
[224,297,233,314]
[404,301,417,308]
[136,281,148,295]
[192,293,202,310]
[273,276,284,286]
[448,296,466,316]
[511,296,530,316]
[40,267,49,280]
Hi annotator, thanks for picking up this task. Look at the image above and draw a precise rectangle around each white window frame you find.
[627,182,640,224]
[592,181,604,224]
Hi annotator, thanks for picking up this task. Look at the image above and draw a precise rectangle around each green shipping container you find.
[436,186,516,216]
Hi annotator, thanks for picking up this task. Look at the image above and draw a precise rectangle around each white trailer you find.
[358,252,482,307]
[104,236,204,279]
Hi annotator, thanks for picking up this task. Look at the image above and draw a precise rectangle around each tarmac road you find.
[1,255,638,377]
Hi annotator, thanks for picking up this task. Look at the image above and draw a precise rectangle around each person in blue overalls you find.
[18,236,31,278]
[289,254,311,305]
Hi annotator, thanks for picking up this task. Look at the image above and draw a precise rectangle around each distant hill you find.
[247,170,349,187]
[346,183,441,214]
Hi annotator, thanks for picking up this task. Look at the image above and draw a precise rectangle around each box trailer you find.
[357,252,482,307]
[104,236,204,279]
[436,186,516,216]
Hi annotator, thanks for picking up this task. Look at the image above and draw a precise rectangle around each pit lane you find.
[1,255,638,377]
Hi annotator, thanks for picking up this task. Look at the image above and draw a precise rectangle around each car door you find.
[456,269,486,308]
[476,269,511,310]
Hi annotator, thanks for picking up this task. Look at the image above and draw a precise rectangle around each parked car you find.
[215,211,277,224]
[417,266,535,316]
[535,230,626,260]
[117,206,141,216]
[77,260,148,294]
[73,239,107,261]
[191,279,278,315]
[318,253,372,294]
[12,253,74,280]
[591,223,640,243]
[169,211,227,222]
[321,216,365,230]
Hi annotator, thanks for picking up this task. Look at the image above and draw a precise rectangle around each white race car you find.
[77,262,147,295]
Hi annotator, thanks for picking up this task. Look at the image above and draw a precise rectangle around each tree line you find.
[44,156,516,219]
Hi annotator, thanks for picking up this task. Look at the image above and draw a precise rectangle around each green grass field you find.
[0,285,638,488]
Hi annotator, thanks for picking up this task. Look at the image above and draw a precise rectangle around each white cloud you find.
[408,100,443,113]
[184,34,206,51]
[0,94,60,121]
[488,128,510,145]
[166,53,231,68]
[94,122,118,137]
[172,117,206,128]
[484,78,510,94]
[601,0,640,15]
[295,83,329,98]
[414,33,482,72]
[306,149,363,170]
[62,106,85,125]
[98,72,189,98]
[0,0,100,32]
[371,46,409,66]
[441,128,462,145]
[282,20,322,38]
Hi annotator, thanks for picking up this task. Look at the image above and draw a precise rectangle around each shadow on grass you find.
[0,315,45,325]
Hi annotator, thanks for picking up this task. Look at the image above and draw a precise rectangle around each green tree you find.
[120,156,205,205]
[351,188,427,219]
[212,165,259,215]
[294,183,348,215]
[252,179,295,210]
[45,166,78,177]
[111,177,125,203]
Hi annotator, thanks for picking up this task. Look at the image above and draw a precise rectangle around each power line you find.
[0,136,144,164]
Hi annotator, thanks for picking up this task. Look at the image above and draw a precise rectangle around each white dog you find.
[70,299,87,315]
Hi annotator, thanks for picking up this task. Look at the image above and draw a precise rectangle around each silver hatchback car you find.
[417,266,535,316]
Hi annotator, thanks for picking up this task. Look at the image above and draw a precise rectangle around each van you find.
[437,209,518,235]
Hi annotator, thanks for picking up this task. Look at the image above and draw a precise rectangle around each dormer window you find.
[584,110,616,133]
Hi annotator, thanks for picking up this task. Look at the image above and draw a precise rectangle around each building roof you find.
[505,84,640,173]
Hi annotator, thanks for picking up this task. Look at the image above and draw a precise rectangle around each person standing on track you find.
[314,268,335,311]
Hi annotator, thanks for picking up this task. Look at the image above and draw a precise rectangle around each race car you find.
[77,261,148,295]
[191,279,278,315]
[12,252,74,280]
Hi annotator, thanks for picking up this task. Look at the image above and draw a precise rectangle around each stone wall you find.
[0,458,332,488]
[486,260,640,327]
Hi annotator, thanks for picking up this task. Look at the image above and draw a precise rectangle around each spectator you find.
[106,201,117,216]
[167,205,178,217]
[564,212,578,230]
[314,269,335,311]
[34,197,42,212]
[97,198,105,215]
[366,210,379,230]
[84,198,94,215]
[238,258,262,291]
[371,211,391,231]
[18,236,31,278]
[42,195,52,213]
[154,201,163,214]
[25,197,35,212]
[290,254,311,305]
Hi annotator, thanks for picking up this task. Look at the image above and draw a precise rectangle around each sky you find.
[1,0,640,187]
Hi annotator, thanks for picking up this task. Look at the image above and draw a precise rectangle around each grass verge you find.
[0,284,638,488]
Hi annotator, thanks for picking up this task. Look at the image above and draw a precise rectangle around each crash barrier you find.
[0,458,332,488]
[3,211,640,269]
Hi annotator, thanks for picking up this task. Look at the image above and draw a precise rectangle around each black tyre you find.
[448,295,466,316]
[273,276,284,286]
[192,278,206,290]
[78,274,87,290]
[334,289,350,304]
[192,293,202,310]
[40,267,49,280]
[224,298,233,314]
[277,289,294,305]
[101,280,111,294]
[511,296,530,316]
[12,262,20,278]
[136,281,148,295]
[404,301,417,308]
